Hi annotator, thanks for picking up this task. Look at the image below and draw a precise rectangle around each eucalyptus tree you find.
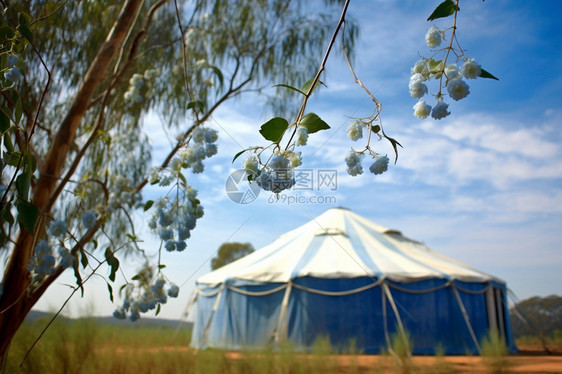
[0,0,358,361]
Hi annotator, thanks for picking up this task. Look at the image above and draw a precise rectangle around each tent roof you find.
[197,208,502,286]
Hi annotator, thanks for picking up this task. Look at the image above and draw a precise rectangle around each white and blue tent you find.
[188,208,516,354]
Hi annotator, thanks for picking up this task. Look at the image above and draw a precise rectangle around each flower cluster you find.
[150,127,219,186]
[113,266,179,322]
[1,55,23,88]
[344,150,389,177]
[410,24,487,120]
[27,240,56,282]
[123,69,160,104]
[26,213,95,283]
[242,150,302,194]
[148,187,203,252]
[107,175,142,211]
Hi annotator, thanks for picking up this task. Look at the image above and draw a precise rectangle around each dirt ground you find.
[223,347,562,373]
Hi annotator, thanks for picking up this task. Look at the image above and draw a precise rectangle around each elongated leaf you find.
[80,250,88,269]
[16,167,32,201]
[427,0,458,21]
[187,100,205,113]
[210,65,224,87]
[15,198,38,233]
[232,149,249,163]
[14,96,22,124]
[301,78,326,95]
[106,282,114,302]
[18,12,32,26]
[0,110,9,133]
[144,200,154,211]
[259,117,288,142]
[105,247,120,282]
[72,261,84,297]
[0,26,15,39]
[479,68,499,80]
[16,24,33,43]
[274,83,305,96]
[299,113,330,134]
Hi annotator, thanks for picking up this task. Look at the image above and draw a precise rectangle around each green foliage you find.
[211,242,255,270]
[298,112,330,134]
[481,331,510,373]
[259,117,289,142]
[427,0,458,21]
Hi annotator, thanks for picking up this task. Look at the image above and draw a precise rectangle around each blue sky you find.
[35,0,562,319]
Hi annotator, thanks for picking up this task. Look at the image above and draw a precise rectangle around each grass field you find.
[5,316,562,374]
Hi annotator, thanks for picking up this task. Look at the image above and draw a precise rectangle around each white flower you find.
[346,120,363,141]
[447,79,470,101]
[425,26,442,48]
[461,58,481,79]
[168,284,179,298]
[269,155,290,170]
[431,101,451,120]
[286,151,302,168]
[296,126,308,146]
[409,74,428,98]
[413,99,432,120]
[204,128,218,143]
[411,60,430,79]
[345,151,363,176]
[81,211,97,229]
[444,64,461,81]
[49,220,66,238]
[369,156,389,175]
[242,156,259,176]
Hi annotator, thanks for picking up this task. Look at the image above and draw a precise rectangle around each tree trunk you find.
[0,0,145,364]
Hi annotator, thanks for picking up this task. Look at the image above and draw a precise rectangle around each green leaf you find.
[119,284,128,296]
[301,78,326,95]
[0,110,9,133]
[0,26,15,39]
[187,100,205,113]
[144,200,154,211]
[16,167,32,201]
[210,65,224,87]
[1,203,14,226]
[72,261,84,297]
[105,247,120,282]
[16,24,33,43]
[106,282,114,302]
[14,96,22,125]
[259,117,288,142]
[3,133,14,153]
[427,0,458,21]
[18,12,32,26]
[126,233,136,241]
[158,264,166,269]
[155,303,161,316]
[131,274,141,281]
[15,198,38,233]
[178,171,187,186]
[427,59,444,73]
[299,113,330,134]
[274,84,305,96]
[232,149,249,163]
[80,250,88,269]
[479,68,499,80]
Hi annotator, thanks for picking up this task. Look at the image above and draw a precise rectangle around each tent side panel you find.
[287,277,385,353]
[386,279,480,354]
[190,287,221,349]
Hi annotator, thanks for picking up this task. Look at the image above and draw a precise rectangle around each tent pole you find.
[451,285,481,354]
[486,286,498,334]
[202,284,224,349]
[382,282,411,358]
[274,282,292,347]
